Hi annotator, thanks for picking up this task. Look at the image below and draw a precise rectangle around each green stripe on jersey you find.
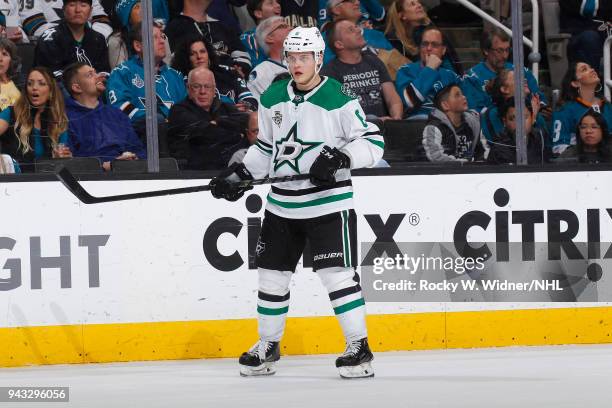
[260,79,291,109]
[267,192,353,208]
[342,210,350,267]
[333,298,365,315]
[255,141,272,154]
[257,305,289,315]
[366,138,385,149]
[307,78,354,111]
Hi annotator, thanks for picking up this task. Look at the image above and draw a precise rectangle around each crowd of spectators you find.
[0,0,609,174]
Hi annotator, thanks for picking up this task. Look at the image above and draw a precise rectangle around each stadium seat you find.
[111,157,179,173]
[541,0,571,90]
[382,119,427,163]
[35,157,102,173]
[16,43,36,79]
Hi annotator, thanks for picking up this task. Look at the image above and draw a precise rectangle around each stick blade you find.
[56,167,98,204]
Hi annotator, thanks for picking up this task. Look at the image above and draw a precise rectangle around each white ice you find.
[1,345,611,408]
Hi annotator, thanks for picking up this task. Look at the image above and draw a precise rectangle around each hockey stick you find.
[56,167,311,204]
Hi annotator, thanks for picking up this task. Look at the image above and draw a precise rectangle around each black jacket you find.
[487,127,552,165]
[167,97,249,170]
[34,21,110,79]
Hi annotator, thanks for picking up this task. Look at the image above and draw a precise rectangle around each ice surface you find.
[1,345,611,408]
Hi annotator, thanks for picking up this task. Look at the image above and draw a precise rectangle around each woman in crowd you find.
[0,38,21,111]
[480,68,548,143]
[171,35,258,112]
[384,0,461,73]
[0,68,71,172]
[560,110,611,163]
[552,61,612,155]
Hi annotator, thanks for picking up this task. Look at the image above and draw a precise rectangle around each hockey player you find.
[210,26,383,379]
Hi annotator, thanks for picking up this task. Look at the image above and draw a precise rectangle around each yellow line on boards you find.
[1,307,612,367]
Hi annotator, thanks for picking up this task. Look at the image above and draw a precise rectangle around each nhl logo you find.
[132,74,144,88]
[273,111,283,127]
[292,95,303,104]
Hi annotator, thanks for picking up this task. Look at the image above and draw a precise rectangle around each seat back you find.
[35,157,102,173]
[111,157,179,173]
[382,119,427,163]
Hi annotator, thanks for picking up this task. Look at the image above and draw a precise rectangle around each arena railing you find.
[454,0,540,80]
[604,36,612,103]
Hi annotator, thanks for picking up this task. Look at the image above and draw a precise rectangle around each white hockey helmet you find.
[283,26,326,73]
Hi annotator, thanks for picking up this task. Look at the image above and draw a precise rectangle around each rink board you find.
[1,171,612,367]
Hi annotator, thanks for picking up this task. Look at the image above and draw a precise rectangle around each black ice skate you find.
[335,338,374,379]
[239,340,280,377]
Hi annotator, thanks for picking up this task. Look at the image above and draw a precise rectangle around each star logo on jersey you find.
[273,123,322,173]
[272,111,282,127]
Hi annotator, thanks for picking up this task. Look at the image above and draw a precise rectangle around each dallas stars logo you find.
[274,123,321,172]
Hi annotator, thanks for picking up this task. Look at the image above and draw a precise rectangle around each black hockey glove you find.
[309,146,351,187]
[210,163,254,201]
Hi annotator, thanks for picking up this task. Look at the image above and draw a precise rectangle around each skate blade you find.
[239,362,277,377]
[338,361,374,379]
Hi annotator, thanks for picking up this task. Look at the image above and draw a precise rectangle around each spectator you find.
[0,38,21,110]
[395,26,460,119]
[462,28,545,113]
[1,0,26,43]
[487,97,551,165]
[229,110,258,165]
[559,0,611,70]
[167,66,249,170]
[63,62,146,171]
[384,0,461,73]
[0,67,71,171]
[422,84,485,162]
[246,16,291,100]
[109,0,171,68]
[384,0,429,60]
[20,0,112,40]
[318,0,385,28]
[34,0,110,81]
[552,61,612,155]
[242,0,282,66]
[172,36,258,111]
[208,0,246,32]
[164,0,251,77]
[480,69,548,143]
[560,109,611,164]
[322,19,402,121]
[280,0,318,28]
[106,22,187,137]
[323,0,393,64]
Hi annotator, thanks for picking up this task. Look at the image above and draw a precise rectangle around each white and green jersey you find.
[242,76,384,219]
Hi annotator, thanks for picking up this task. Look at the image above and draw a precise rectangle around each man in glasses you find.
[168,66,249,170]
[396,26,461,119]
[210,26,383,379]
[241,0,282,66]
[247,16,291,100]
[462,28,545,113]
